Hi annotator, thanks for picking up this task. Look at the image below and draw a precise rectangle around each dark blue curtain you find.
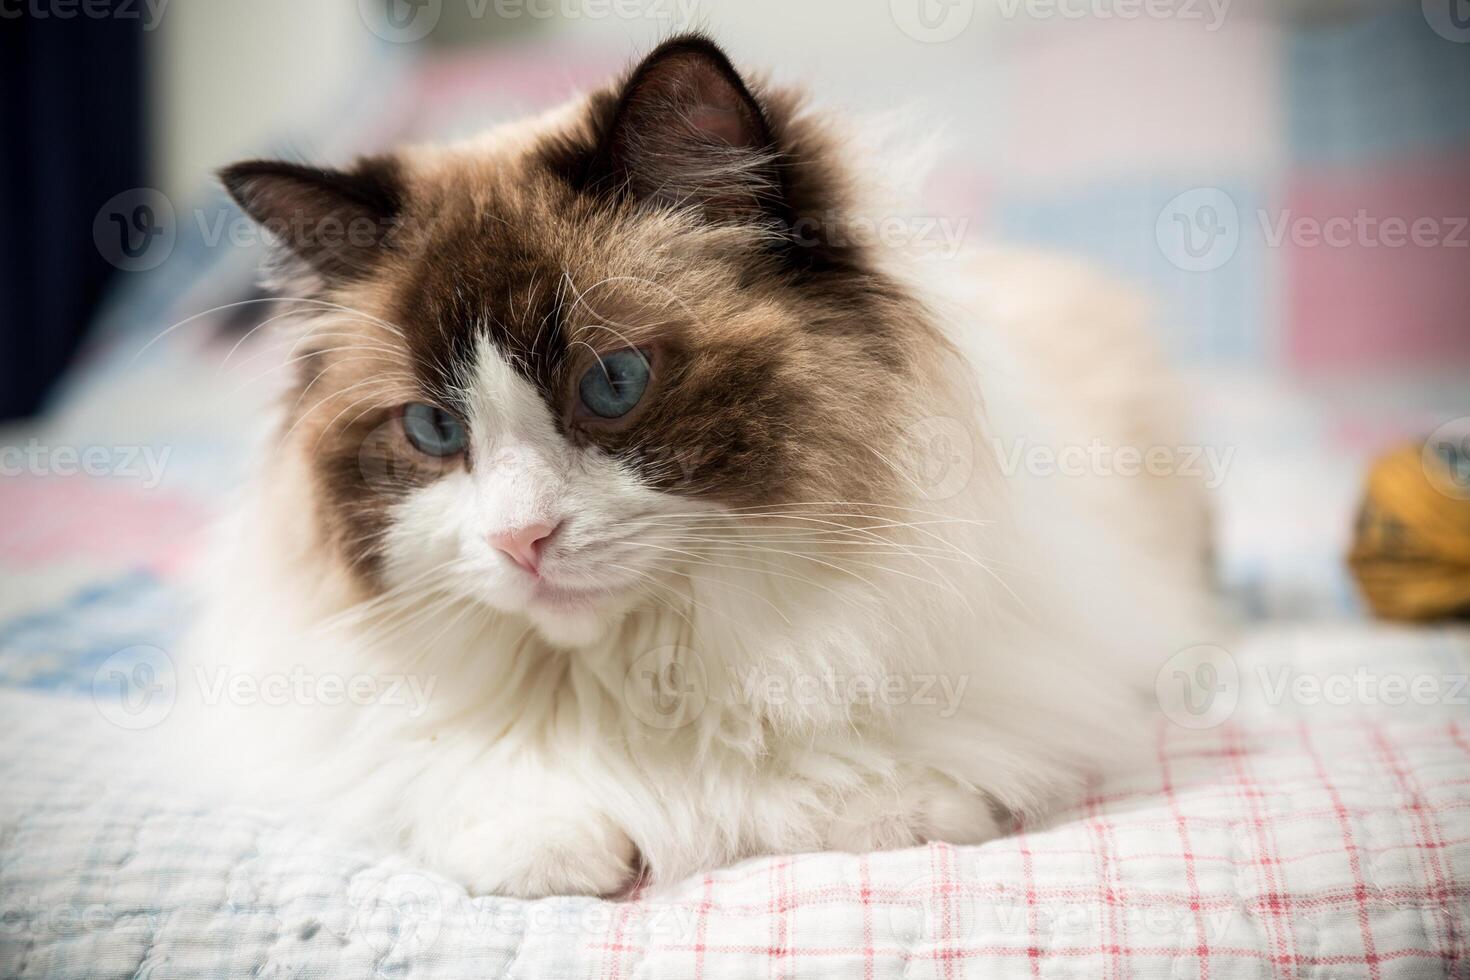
[0,5,146,421]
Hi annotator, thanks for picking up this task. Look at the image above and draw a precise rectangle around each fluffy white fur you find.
[174,112,1212,900]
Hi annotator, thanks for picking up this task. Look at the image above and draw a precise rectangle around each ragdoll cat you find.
[189,34,1211,898]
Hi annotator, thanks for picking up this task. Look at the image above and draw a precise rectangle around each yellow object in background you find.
[1349,439,1470,622]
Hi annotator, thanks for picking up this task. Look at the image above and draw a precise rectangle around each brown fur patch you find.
[226,35,951,589]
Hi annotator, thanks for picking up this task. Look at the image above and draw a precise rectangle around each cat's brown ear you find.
[599,35,783,225]
[218,157,403,282]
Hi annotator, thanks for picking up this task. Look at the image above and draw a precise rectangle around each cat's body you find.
[181,36,1211,898]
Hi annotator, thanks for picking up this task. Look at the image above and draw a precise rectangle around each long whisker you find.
[615,510,996,566]
[625,545,889,624]
[605,560,784,632]
[312,558,477,633]
[600,562,704,635]
[296,384,399,453]
[130,296,408,366]
[609,552,795,628]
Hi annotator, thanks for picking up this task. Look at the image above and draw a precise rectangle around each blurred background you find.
[1,0,1467,643]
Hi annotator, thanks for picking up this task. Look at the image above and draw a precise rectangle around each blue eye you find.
[578,349,651,419]
[402,403,468,457]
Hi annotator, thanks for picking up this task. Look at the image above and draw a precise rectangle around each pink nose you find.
[488,521,557,574]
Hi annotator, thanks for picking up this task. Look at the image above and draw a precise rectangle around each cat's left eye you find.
[401,403,468,457]
[578,349,651,419]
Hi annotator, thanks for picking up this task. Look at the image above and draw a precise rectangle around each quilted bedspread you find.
[3,624,1469,978]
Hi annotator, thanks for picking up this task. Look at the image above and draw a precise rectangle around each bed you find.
[4,14,1470,978]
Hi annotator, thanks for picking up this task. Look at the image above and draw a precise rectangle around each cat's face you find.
[224,37,948,648]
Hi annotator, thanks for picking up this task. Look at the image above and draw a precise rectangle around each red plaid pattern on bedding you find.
[586,628,1470,979]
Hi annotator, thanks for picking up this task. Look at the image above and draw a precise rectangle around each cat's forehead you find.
[396,187,570,382]
[380,157,760,403]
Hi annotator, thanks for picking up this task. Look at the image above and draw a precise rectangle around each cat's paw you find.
[435,809,637,899]
[827,776,1004,852]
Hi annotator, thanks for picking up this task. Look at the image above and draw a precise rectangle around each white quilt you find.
[3,623,1468,979]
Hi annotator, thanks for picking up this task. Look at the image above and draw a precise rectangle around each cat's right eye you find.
[401,403,468,457]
